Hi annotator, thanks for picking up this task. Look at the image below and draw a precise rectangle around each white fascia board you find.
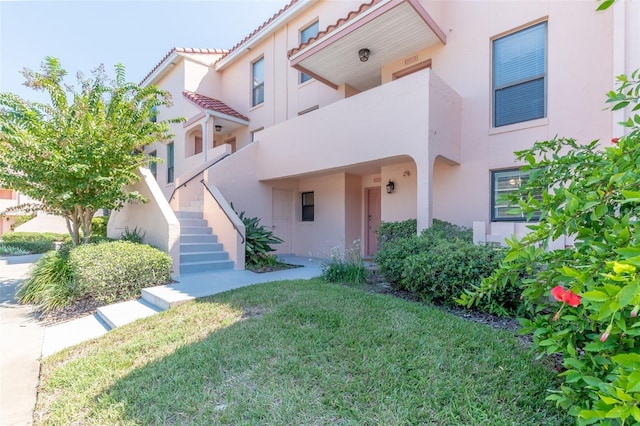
[140,51,181,88]
[208,110,250,126]
[215,0,315,72]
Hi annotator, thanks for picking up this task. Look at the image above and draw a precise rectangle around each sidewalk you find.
[0,254,44,426]
[0,254,323,426]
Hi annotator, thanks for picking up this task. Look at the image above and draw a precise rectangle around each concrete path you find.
[0,253,323,425]
[0,254,44,426]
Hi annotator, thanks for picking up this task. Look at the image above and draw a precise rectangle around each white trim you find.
[141,51,180,88]
[215,0,314,71]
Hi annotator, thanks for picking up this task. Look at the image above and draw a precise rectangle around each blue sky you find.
[0,0,290,101]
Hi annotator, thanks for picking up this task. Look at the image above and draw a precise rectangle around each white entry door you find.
[272,189,293,254]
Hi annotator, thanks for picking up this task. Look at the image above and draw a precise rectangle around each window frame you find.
[148,150,157,180]
[490,168,540,222]
[167,142,174,184]
[492,21,547,128]
[301,191,314,222]
[299,20,319,84]
[251,57,265,107]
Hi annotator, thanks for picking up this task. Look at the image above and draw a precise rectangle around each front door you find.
[366,187,381,257]
[272,189,292,254]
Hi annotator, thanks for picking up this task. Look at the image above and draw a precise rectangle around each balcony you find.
[253,68,461,181]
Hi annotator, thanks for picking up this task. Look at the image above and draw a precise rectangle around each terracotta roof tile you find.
[141,47,228,85]
[288,0,381,58]
[215,0,299,64]
[182,90,249,122]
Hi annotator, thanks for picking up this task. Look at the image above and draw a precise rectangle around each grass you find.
[36,279,570,425]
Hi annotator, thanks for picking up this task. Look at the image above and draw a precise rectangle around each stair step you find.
[180,242,222,252]
[181,234,219,244]
[142,286,195,310]
[180,251,229,263]
[174,211,203,219]
[177,218,208,227]
[180,225,212,235]
[181,260,235,274]
[96,299,163,329]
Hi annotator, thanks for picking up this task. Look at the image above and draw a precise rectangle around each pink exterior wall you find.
[131,0,636,261]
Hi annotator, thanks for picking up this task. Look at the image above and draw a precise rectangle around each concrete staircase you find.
[175,211,234,274]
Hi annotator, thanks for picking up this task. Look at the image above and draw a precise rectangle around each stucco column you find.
[415,159,432,233]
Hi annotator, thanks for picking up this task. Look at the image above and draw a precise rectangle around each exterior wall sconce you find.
[215,125,222,132]
[359,48,370,62]
[386,180,395,194]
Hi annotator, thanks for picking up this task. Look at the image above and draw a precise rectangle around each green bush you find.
[0,240,55,254]
[377,219,416,249]
[2,231,68,242]
[9,214,34,231]
[91,216,109,237]
[0,244,30,256]
[235,210,283,266]
[16,251,76,311]
[69,241,172,304]
[400,240,511,311]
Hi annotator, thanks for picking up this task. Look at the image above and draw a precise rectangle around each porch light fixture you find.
[215,125,222,132]
[386,180,395,194]
[358,48,370,62]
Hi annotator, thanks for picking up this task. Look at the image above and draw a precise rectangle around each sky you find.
[0,0,291,102]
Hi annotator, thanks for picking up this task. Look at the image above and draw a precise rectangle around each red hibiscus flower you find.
[551,286,581,307]
[611,138,619,144]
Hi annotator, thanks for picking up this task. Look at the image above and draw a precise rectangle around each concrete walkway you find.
[0,254,323,426]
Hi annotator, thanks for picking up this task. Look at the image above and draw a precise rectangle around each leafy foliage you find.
[9,214,35,231]
[0,240,55,254]
[0,244,30,256]
[119,226,146,244]
[322,240,367,285]
[377,219,416,249]
[17,251,76,311]
[17,241,172,311]
[235,210,283,266]
[460,69,640,424]
[91,216,109,238]
[0,57,181,245]
[1,231,68,243]
[69,241,172,305]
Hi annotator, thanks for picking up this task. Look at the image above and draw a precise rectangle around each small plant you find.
[234,208,283,266]
[0,244,30,256]
[120,226,145,244]
[322,240,367,284]
[16,251,76,311]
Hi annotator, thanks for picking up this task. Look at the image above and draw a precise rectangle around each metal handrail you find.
[169,153,230,201]
[200,179,245,244]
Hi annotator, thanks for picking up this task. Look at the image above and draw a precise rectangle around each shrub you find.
[460,69,640,424]
[16,251,76,311]
[377,219,416,249]
[400,240,511,311]
[91,216,109,237]
[0,244,30,256]
[0,240,55,254]
[2,231,68,242]
[235,210,282,266]
[322,240,367,285]
[69,241,172,304]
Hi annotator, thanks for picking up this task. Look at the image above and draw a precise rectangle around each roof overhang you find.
[289,0,446,92]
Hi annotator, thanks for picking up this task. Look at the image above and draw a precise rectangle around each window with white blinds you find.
[493,22,547,127]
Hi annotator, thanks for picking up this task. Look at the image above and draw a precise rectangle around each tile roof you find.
[182,90,249,122]
[288,0,382,58]
[141,47,228,85]
[215,0,300,64]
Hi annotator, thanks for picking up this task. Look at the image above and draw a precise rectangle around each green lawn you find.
[36,279,570,425]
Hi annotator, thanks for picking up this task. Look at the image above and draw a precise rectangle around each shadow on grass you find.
[44,281,571,425]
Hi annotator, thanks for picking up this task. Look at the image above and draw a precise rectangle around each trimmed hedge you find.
[0,240,55,254]
[69,241,172,304]
[2,232,68,243]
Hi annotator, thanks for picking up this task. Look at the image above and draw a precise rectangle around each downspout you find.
[202,111,211,163]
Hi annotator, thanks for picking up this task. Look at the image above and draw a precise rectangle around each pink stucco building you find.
[108,0,639,275]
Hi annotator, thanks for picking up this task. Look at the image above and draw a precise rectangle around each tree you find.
[0,57,180,245]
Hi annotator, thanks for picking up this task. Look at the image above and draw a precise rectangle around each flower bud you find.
[600,331,610,342]
[631,306,639,318]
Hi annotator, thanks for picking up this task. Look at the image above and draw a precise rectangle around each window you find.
[300,21,319,83]
[301,192,314,222]
[150,106,158,123]
[493,22,546,127]
[252,57,264,107]
[491,169,539,221]
[167,142,174,184]
[149,150,157,180]
[250,127,264,143]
